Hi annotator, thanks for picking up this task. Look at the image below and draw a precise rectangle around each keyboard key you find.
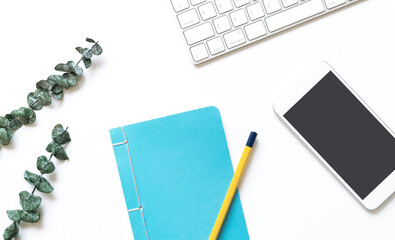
[224,29,246,48]
[190,43,209,62]
[170,0,190,12]
[177,9,200,29]
[265,0,325,32]
[215,0,234,14]
[244,20,267,40]
[199,2,217,20]
[324,0,346,9]
[184,22,215,45]
[230,9,248,27]
[281,0,298,8]
[246,2,265,21]
[213,15,232,33]
[233,0,250,8]
[263,0,282,14]
[207,37,226,55]
[190,0,206,6]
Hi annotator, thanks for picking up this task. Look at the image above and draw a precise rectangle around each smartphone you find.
[274,61,395,210]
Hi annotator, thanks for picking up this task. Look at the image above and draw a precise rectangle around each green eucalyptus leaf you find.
[27,89,52,110]
[51,85,63,94]
[91,43,103,55]
[7,129,13,139]
[73,65,83,76]
[55,63,71,73]
[46,141,69,160]
[34,89,52,106]
[36,155,55,174]
[27,92,43,110]
[52,92,63,100]
[82,57,91,68]
[21,210,40,223]
[0,116,9,128]
[11,107,36,125]
[66,61,75,68]
[24,171,54,193]
[7,128,12,138]
[36,176,54,193]
[0,119,12,145]
[0,128,12,145]
[45,142,52,152]
[62,73,77,87]
[6,210,23,222]
[76,47,92,59]
[3,221,19,240]
[82,48,92,59]
[48,75,63,82]
[48,75,69,89]
[24,170,41,186]
[5,114,22,130]
[19,191,41,211]
[0,128,9,145]
[0,118,12,145]
[86,37,95,43]
[52,124,71,144]
[66,61,83,76]
[51,85,64,100]
[76,47,83,54]
[47,76,57,86]
[36,80,53,92]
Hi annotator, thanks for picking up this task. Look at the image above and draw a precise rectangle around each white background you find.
[1,0,395,239]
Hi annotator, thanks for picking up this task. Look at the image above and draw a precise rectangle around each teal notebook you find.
[109,107,249,240]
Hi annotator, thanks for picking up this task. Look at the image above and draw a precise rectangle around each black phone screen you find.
[284,71,395,199]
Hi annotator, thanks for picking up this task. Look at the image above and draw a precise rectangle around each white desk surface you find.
[1,0,395,239]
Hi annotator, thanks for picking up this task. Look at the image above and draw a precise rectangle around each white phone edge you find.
[273,61,395,210]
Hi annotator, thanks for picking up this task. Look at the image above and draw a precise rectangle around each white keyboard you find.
[170,0,360,64]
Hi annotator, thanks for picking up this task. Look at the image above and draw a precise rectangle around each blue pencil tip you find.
[246,131,257,148]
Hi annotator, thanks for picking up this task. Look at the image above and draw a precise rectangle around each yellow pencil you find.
[209,131,257,240]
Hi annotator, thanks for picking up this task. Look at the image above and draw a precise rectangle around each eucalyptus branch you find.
[3,124,71,240]
[0,38,102,149]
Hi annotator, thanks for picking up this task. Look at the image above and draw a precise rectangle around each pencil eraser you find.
[246,131,257,148]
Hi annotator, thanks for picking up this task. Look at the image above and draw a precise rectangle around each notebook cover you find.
[109,106,249,240]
